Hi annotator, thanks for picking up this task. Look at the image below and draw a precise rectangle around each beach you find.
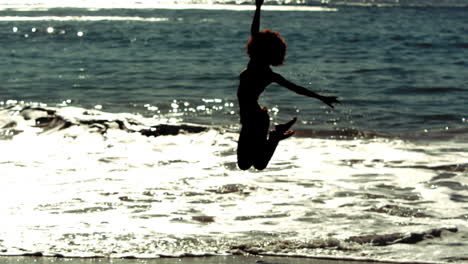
[0,1,467,263]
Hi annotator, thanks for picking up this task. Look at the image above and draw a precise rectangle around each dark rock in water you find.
[120,256,137,259]
[346,227,458,246]
[256,261,285,264]
[140,124,207,137]
[22,252,43,257]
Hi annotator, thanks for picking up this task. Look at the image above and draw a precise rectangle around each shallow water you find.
[0,1,467,263]
[0,105,467,262]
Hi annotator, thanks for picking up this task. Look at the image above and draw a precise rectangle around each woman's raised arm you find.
[251,0,264,35]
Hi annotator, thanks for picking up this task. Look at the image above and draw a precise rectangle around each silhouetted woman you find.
[237,0,340,170]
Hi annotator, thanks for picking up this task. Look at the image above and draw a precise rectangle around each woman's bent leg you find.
[251,109,274,170]
[253,117,296,170]
[237,109,270,170]
[237,126,254,170]
[253,135,279,170]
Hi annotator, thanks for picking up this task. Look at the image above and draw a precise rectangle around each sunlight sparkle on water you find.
[0,16,171,22]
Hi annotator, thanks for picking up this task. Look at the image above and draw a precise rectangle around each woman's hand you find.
[320,96,340,108]
[256,0,264,8]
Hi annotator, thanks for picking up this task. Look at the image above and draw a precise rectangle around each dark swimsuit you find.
[237,65,273,129]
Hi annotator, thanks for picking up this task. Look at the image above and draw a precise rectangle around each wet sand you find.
[0,256,426,264]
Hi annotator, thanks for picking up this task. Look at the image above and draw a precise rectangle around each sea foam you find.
[1,104,467,261]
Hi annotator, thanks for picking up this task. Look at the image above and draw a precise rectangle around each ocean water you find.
[0,1,467,263]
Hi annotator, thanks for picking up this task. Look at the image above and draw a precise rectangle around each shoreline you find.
[0,255,441,264]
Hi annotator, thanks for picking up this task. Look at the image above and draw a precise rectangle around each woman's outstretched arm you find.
[272,73,340,108]
[251,0,264,35]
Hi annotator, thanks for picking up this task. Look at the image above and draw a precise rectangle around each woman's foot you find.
[274,117,297,134]
[270,129,295,141]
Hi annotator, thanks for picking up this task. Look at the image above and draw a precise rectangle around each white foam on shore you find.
[0,105,467,261]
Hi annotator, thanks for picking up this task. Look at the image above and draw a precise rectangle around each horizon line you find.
[0,4,338,12]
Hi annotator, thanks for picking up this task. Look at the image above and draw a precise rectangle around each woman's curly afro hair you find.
[246,29,287,66]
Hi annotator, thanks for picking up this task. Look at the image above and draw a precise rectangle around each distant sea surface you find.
[0,1,467,263]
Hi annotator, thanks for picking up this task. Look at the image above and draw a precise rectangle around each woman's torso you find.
[237,64,274,123]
